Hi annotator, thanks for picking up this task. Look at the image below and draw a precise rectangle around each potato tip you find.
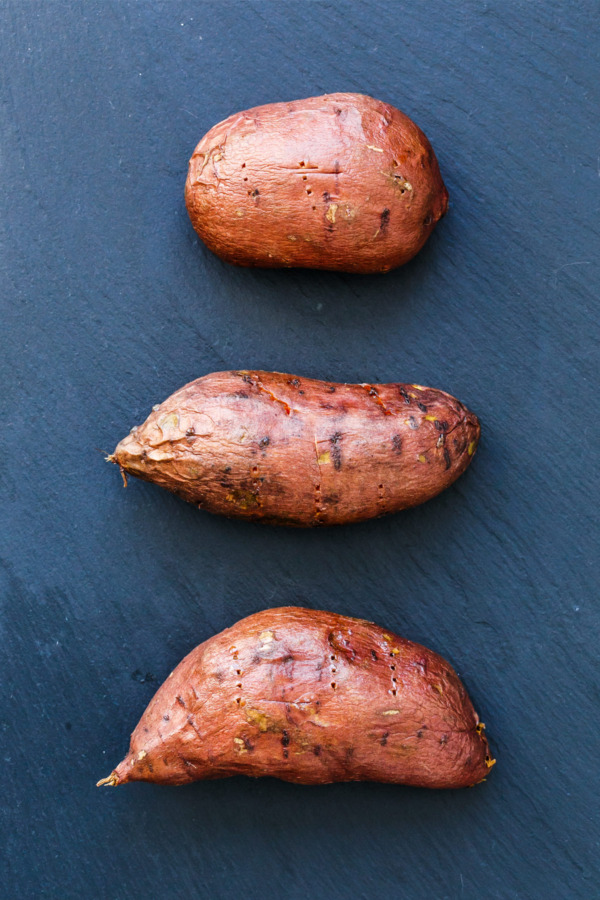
[96,773,119,787]
[106,453,128,486]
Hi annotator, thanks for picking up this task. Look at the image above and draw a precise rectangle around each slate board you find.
[1,2,598,898]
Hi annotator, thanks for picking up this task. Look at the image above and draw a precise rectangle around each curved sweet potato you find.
[98,608,494,789]
[185,93,448,273]
[110,370,480,527]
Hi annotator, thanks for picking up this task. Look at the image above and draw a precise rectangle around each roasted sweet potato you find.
[185,93,448,273]
[98,607,494,789]
[110,370,479,527]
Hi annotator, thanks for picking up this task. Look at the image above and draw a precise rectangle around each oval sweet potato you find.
[98,607,494,789]
[110,370,479,527]
[185,93,448,273]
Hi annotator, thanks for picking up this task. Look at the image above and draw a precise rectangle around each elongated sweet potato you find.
[98,608,494,789]
[110,370,479,527]
[185,93,448,273]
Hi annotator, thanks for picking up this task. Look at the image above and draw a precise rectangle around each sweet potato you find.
[185,93,448,273]
[110,370,480,527]
[98,607,494,789]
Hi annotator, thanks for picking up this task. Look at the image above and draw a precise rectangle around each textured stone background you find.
[1,2,598,897]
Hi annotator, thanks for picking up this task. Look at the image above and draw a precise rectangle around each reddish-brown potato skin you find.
[112,370,480,527]
[185,93,448,273]
[104,608,494,789]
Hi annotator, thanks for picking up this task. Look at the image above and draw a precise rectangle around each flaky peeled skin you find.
[185,93,448,273]
[105,608,494,789]
[112,370,480,527]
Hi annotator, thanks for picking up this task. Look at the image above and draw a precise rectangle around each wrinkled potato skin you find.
[113,371,480,527]
[185,93,448,273]
[106,608,493,789]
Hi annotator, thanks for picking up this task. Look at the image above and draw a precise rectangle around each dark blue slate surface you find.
[1,2,598,897]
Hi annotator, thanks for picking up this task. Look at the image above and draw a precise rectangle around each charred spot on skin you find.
[287,378,300,388]
[328,385,336,393]
[439,734,449,746]
[380,208,390,232]
[399,387,411,404]
[185,426,195,438]
[176,696,187,708]
[392,434,402,453]
[417,402,428,413]
[434,420,448,432]
[163,714,170,721]
[443,447,451,469]
[423,213,433,227]
[330,432,343,470]
[380,732,389,746]
[408,416,418,430]
[313,744,322,756]
[371,649,378,661]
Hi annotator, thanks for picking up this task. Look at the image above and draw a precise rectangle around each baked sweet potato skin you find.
[111,371,480,527]
[185,93,448,273]
[100,608,494,789]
